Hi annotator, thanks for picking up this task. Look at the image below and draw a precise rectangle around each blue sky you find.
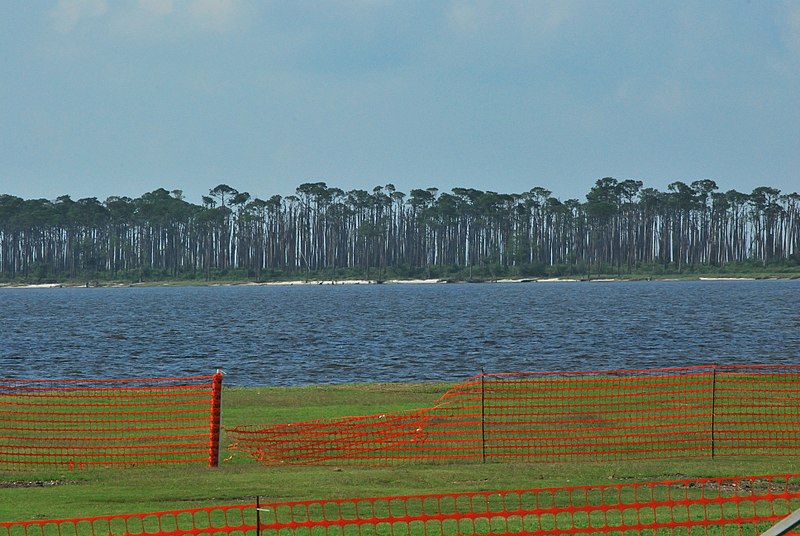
[1,0,798,204]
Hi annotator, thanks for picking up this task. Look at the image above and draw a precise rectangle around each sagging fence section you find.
[3,474,800,536]
[0,373,223,470]
[227,365,800,465]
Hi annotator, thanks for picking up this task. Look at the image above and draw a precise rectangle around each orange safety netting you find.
[0,504,253,536]
[2,474,800,536]
[0,373,223,470]
[227,365,800,465]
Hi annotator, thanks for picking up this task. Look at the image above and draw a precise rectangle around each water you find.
[1,280,798,386]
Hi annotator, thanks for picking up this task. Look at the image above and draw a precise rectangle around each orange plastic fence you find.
[227,365,800,465]
[0,373,223,470]
[0,504,254,536]
[3,474,799,536]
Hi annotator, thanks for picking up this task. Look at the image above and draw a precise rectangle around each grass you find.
[2,382,799,523]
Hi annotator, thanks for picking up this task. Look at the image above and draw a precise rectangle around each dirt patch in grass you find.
[0,479,79,488]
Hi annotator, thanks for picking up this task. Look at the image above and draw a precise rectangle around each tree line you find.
[1,178,798,282]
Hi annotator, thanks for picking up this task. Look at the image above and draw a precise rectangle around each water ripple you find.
[0,280,798,386]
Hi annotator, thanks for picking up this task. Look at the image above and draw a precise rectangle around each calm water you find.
[1,280,798,386]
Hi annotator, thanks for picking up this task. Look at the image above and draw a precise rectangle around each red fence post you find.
[209,370,224,467]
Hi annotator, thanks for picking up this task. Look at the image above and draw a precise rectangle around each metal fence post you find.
[481,368,486,463]
[711,365,717,458]
[256,496,261,536]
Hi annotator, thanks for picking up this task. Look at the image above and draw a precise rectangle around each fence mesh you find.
[227,365,800,465]
[3,474,800,536]
[0,373,222,470]
[0,504,254,536]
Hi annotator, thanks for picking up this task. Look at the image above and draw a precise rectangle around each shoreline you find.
[2,274,797,289]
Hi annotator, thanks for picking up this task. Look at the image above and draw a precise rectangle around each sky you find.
[1,0,799,206]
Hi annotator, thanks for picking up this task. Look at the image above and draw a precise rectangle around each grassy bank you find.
[2,259,799,288]
[2,382,798,522]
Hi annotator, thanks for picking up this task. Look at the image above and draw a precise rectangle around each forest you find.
[1,178,798,283]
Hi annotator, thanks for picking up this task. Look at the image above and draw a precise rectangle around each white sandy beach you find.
[0,283,65,289]
[260,278,445,286]
[2,276,788,289]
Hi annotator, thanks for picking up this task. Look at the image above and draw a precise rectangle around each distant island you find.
[1,178,798,285]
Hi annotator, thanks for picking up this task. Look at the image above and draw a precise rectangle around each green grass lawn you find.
[2,382,798,522]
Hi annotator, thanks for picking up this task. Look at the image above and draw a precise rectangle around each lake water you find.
[1,280,798,386]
